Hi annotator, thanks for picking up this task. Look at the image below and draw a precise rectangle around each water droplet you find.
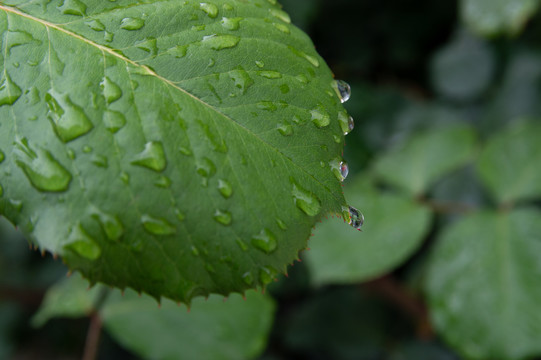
[333,134,341,143]
[155,176,171,188]
[259,266,277,285]
[257,101,277,112]
[229,66,254,94]
[295,74,309,85]
[167,44,188,58]
[191,246,200,256]
[120,171,130,184]
[269,8,291,23]
[85,19,105,31]
[0,150,5,163]
[141,214,176,235]
[0,74,22,106]
[104,31,114,42]
[135,37,158,56]
[45,92,94,142]
[338,110,354,135]
[255,60,265,68]
[242,271,254,285]
[277,121,293,136]
[120,17,145,30]
[288,46,319,67]
[196,157,216,186]
[273,23,290,34]
[310,104,330,128]
[179,146,192,156]
[259,71,282,79]
[92,209,124,241]
[83,146,93,153]
[198,120,228,153]
[223,3,233,11]
[251,229,277,254]
[276,218,287,230]
[335,80,351,103]
[9,199,23,212]
[58,0,86,16]
[329,158,348,182]
[100,76,122,104]
[131,141,167,172]
[14,138,72,192]
[218,179,233,198]
[291,179,321,216]
[49,46,65,75]
[202,34,240,50]
[207,58,216,67]
[67,149,76,159]
[213,209,232,226]
[220,17,241,30]
[200,2,219,18]
[91,154,108,168]
[191,24,206,31]
[64,224,101,260]
[342,205,364,230]
[6,31,38,54]
[279,84,290,94]
[103,110,126,133]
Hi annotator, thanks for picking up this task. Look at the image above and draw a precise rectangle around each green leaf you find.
[373,125,477,196]
[0,1,348,302]
[304,176,431,285]
[426,209,541,360]
[101,289,275,360]
[31,272,104,327]
[477,121,541,204]
[461,0,539,36]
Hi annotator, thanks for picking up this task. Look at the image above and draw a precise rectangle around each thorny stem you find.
[82,287,111,360]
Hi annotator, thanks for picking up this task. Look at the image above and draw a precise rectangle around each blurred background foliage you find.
[2,0,541,359]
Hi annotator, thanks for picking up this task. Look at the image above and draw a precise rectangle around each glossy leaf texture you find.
[0,0,348,302]
[426,209,541,360]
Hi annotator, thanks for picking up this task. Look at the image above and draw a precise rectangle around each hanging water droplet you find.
[167,44,188,58]
[85,19,105,31]
[131,141,167,172]
[141,214,176,235]
[242,271,254,285]
[45,92,93,142]
[338,110,354,135]
[91,209,124,241]
[202,34,240,50]
[259,266,277,285]
[200,2,219,18]
[310,104,330,128]
[259,71,282,79]
[91,154,108,168]
[103,109,126,133]
[0,74,22,107]
[251,229,277,254]
[213,209,232,226]
[273,23,290,34]
[120,17,145,30]
[277,121,293,136]
[14,138,72,192]
[155,176,172,188]
[288,46,319,67]
[257,101,277,112]
[100,76,122,104]
[276,218,287,230]
[58,0,86,16]
[229,66,254,94]
[64,224,101,260]
[291,179,321,216]
[220,17,241,30]
[342,205,364,230]
[335,80,351,103]
[269,8,291,23]
[329,158,348,182]
[196,157,216,187]
[217,179,233,198]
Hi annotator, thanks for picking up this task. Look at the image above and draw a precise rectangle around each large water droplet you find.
[229,66,254,94]
[45,92,93,142]
[251,228,277,254]
[14,138,72,192]
[141,214,176,235]
[0,74,22,107]
[131,141,167,172]
[329,158,349,182]
[259,266,277,285]
[277,121,293,136]
[269,8,291,23]
[85,19,105,31]
[291,179,321,216]
[213,209,232,226]
[202,34,240,50]
[335,79,351,103]
[58,0,86,16]
[64,224,101,260]
[259,71,282,79]
[135,37,158,56]
[217,179,233,198]
[167,44,188,58]
[310,104,330,128]
[337,110,354,135]
[120,17,145,30]
[220,17,241,30]
[7,31,38,54]
[342,205,364,230]
[200,2,219,18]
[103,109,126,133]
[101,77,122,104]
[288,46,319,67]
[92,209,124,241]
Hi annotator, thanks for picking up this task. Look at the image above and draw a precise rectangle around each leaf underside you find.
[0,0,347,302]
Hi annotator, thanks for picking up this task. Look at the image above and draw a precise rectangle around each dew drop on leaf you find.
[251,228,277,254]
[175,209,185,221]
[220,17,241,30]
[259,71,282,79]
[120,17,145,30]
[291,179,321,217]
[120,172,130,184]
[242,271,254,285]
[259,266,277,285]
[255,60,265,68]
[295,74,309,85]
[91,154,108,168]
[279,84,290,94]
[200,2,219,18]
[335,79,351,103]
[135,37,158,56]
[277,121,293,136]
[288,46,319,67]
[229,66,254,94]
[155,176,172,188]
[269,8,291,23]
[329,158,349,182]
[6,31,37,54]
[103,109,126,133]
[14,138,72,192]
[338,110,354,135]
[58,0,87,16]
[64,224,101,260]
[217,179,233,198]
[91,209,124,242]
[202,34,240,50]
[104,31,114,42]
[196,157,216,186]
[276,218,287,230]
[101,76,122,104]
[342,205,364,230]
[141,214,176,235]
[167,44,188,58]
[310,104,330,128]
[45,92,94,142]
[273,23,290,34]
[0,74,22,106]
[223,3,234,11]
[236,238,249,251]
[85,19,105,31]
[131,141,167,172]
[257,101,277,112]
[213,209,232,226]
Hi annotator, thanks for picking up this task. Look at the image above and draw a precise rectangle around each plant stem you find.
[81,287,110,360]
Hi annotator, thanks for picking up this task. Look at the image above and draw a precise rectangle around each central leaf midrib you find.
[1,4,342,205]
